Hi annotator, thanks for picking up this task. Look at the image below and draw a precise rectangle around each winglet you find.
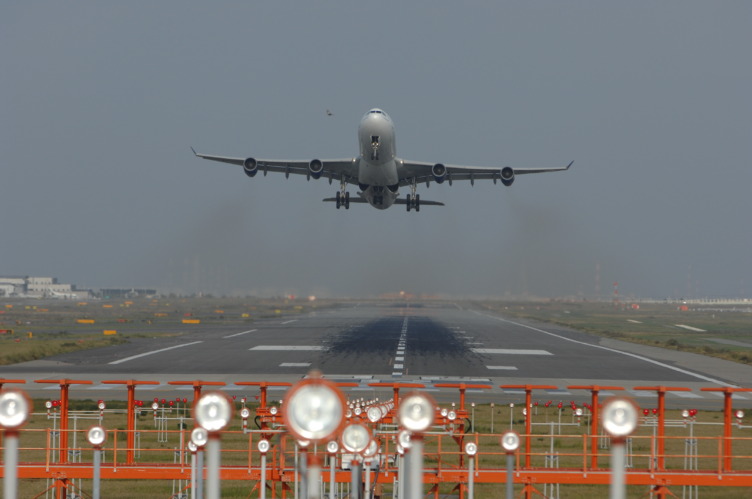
[190,146,198,156]
[566,160,574,170]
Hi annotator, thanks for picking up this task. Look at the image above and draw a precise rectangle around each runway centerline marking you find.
[108,341,203,365]
[476,312,735,387]
[486,366,518,370]
[250,346,324,351]
[280,362,311,367]
[223,329,257,339]
[473,348,552,355]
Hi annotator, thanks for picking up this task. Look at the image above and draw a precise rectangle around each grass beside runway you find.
[480,301,752,366]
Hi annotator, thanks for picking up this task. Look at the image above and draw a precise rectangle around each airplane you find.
[192,108,572,212]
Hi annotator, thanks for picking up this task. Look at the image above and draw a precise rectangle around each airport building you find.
[0,276,92,300]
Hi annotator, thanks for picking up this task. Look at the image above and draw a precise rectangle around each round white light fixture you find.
[447,410,457,421]
[367,406,382,423]
[270,406,278,416]
[341,423,370,454]
[45,401,53,410]
[191,427,208,448]
[194,392,233,433]
[152,402,159,411]
[283,378,345,443]
[465,441,478,456]
[681,409,690,418]
[736,410,745,419]
[501,431,520,452]
[398,392,435,433]
[575,408,583,417]
[440,408,448,418]
[397,429,412,450]
[396,444,405,456]
[98,401,106,411]
[0,390,31,429]
[326,440,339,454]
[363,439,378,458]
[258,439,270,453]
[602,398,639,438]
[87,426,107,447]
[188,441,198,453]
[240,408,250,419]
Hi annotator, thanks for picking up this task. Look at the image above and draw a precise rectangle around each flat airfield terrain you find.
[2,297,751,409]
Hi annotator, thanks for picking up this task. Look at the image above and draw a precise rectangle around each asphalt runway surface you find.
[4,301,752,409]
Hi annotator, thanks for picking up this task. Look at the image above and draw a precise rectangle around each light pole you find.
[398,392,436,499]
[465,441,478,499]
[0,390,32,499]
[194,392,233,499]
[86,426,107,499]
[602,398,639,499]
[258,439,270,499]
[501,431,520,499]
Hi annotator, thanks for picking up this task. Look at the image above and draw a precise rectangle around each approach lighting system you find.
[194,392,233,433]
[241,407,250,419]
[341,423,370,454]
[87,426,107,447]
[602,398,639,439]
[363,439,378,458]
[188,441,198,453]
[191,427,208,448]
[447,410,457,421]
[367,406,382,423]
[501,431,520,453]
[0,390,31,429]
[283,377,346,443]
[398,392,435,433]
[465,441,478,456]
[257,439,270,454]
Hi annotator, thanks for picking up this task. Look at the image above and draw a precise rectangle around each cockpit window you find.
[369,109,382,114]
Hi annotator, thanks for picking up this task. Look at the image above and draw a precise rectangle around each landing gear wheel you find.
[415,194,420,212]
[335,191,341,209]
[406,194,412,212]
[344,191,350,209]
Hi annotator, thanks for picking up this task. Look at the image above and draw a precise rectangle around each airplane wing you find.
[322,196,445,206]
[191,148,359,183]
[396,159,573,187]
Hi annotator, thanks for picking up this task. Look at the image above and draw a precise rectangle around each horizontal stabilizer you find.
[393,198,444,206]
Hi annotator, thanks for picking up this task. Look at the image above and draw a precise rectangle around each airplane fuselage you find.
[356,109,399,209]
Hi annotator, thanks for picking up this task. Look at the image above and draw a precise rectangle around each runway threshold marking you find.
[250,346,324,351]
[473,348,552,355]
[476,312,735,387]
[223,329,257,339]
[108,341,204,365]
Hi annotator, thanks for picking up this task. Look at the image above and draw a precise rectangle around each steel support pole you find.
[92,448,102,499]
[206,437,221,499]
[609,440,626,499]
[3,432,19,499]
[260,454,267,499]
[467,456,475,499]
[505,453,514,499]
[406,439,424,499]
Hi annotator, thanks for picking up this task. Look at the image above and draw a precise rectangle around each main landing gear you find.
[406,180,420,212]
[335,179,350,209]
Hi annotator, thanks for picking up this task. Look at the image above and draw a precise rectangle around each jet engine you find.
[243,158,258,177]
[309,159,324,179]
[501,166,515,186]
[432,163,447,184]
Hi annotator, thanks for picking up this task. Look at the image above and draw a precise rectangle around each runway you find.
[4,301,752,409]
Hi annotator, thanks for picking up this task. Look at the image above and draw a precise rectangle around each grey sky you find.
[2,2,750,299]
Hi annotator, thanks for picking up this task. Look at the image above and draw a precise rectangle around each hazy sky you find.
[2,2,751,299]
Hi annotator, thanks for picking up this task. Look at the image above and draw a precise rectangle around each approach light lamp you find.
[367,406,383,423]
[736,410,745,419]
[152,402,159,411]
[270,406,278,416]
[575,408,583,417]
[283,377,346,443]
[440,408,448,418]
[682,409,690,418]
[191,427,208,448]
[326,440,339,455]
[341,423,371,454]
[602,398,639,439]
[398,392,435,433]
[98,401,106,411]
[240,408,251,420]
[257,439,270,454]
[188,441,198,453]
[501,431,520,453]
[363,439,378,458]
[194,392,233,433]
[87,426,107,447]
[464,441,478,456]
[0,390,32,429]
[447,410,457,421]
[45,400,53,410]
[397,429,412,450]
[396,444,405,456]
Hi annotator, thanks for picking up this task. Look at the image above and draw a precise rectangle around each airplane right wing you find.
[191,148,360,183]
[396,159,573,187]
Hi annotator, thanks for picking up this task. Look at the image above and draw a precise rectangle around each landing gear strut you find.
[406,180,420,212]
[335,179,350,210]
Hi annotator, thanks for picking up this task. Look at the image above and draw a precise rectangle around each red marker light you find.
[154,398,159,403]
[161,399,167,404]
[183,398,188,404]
[652,408,658,415]
[643,409,650,416]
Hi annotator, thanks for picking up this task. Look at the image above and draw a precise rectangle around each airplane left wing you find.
[191,148,359,182]
[396,159,573,187]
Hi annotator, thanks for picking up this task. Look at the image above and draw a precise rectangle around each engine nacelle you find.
[501,166,515,187]
[243,157,258,178]
[309,159,323,179]
[432,163,447,184]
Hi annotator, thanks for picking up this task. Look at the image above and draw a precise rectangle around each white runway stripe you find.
[108,341,204,365]
[223,329,257,339]
[473,348,552,355]
[280,363,311,367]
[486,366,518,370]
[249,345,324,351]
